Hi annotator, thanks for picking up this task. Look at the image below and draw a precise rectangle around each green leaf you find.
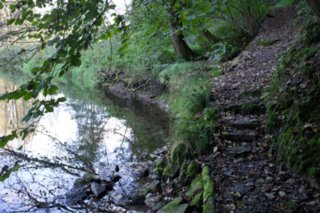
[57,97,67,102]
[7,19,15,25]
[13,163,20,172]
[0,170,11,182]
[71,58,81,67]
[0,132,18,148]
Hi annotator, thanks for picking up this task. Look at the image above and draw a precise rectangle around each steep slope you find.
[206,6,320,212]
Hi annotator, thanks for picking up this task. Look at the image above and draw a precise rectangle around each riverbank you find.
[98,5,320,213]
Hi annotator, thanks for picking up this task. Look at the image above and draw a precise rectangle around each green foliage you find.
[274,0,295,8]
[158,197,188,213]
[0,0,127,146]
[257,38,281,47]
[185,167,215,211]
[159,63,218,161]
[265,22,320,177]
[186,175,203,198]
[212,0,270,37]
[0,162,19,182]
[210,41,243,62]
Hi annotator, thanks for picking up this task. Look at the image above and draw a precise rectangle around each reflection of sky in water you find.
[24,101,132,161]
[0,96,134,212]
[0,71,169,212]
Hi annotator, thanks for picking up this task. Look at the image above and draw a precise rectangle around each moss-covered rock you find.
[155,157,166,176]
[187,161,201,179]
[202,166,215,213]
[170,142,190,165]
[163,162,179,178]
[186,175,203,198]
[158,197,189,213]
[191,192,203,207]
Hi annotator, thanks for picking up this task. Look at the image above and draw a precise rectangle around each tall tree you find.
[165,0,198,60]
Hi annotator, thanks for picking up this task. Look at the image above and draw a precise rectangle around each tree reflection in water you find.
[0,75,170,212]
[0,93,134,211]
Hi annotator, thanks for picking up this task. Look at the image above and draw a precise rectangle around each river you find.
[0,71,170,212]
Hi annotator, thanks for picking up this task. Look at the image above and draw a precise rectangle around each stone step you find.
[222,100,266,115]
[221,129,258,142]
[222,115,260,130]
[239,88,264,99]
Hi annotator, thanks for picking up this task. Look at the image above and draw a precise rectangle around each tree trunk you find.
[305,0,320,20]
[201,29,219,44]
[168,8,197,61]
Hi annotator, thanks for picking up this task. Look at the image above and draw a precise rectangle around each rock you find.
[142,168,150,178]
[115,165,120,172]
[158,197,188,213]
[223,168,234,176]
[191,192,202,207]
[138,180,162,196]
[146,180,161,193]
[224,115,259,130]
[111,174,122,183]
[221,129,257,142]
[65,184,90,204]
[163,162,179,178]
[278,191,286,197]
[203,196,215,213]
[187,161,201,179]
[73,173,95,188]
[91,182,113,198]
[226,203,236,211]
[265,193,275,200]
[145,193,165,211]
[186,175,203,198]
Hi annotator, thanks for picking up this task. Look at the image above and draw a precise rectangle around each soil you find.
[99,72,168,111]
[204,6,320,212]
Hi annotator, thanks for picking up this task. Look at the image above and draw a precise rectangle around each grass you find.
[274,0,295,8]
[157,62,220,164]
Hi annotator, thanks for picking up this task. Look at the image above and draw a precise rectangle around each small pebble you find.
[265,193,275,200]
[279,191,286,197]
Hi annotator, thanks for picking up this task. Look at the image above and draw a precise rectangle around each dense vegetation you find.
[1,0,320,211]
[266,21,320,177]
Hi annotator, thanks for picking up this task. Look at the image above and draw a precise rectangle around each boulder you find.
[90,182,113,198]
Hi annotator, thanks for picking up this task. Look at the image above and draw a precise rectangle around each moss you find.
[73,173,94,187]
[191,192,203,207]
[163,162,179,178]
[257,38,280,46]
[187,161,201,179]
[155,158,166,176]
[170,143,190,165]
[201,166,215,213]
[186,175,203,198]
[158,197,189,213]
[202,167,214,202]
[203,196,215,213]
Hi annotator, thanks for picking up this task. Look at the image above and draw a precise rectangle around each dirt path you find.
[206,7,320,212]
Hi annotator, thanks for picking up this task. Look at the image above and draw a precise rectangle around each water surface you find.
[0,72,170,212]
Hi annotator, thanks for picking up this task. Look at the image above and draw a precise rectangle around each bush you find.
[163,67,218,157]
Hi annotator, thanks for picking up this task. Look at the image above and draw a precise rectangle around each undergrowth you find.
[157,63,219,174]
[266,22,320,177]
